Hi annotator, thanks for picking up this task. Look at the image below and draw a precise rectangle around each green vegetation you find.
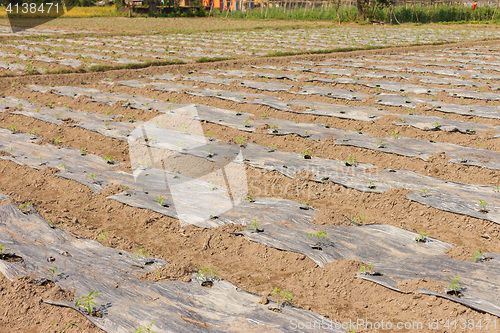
[75,291,100,315]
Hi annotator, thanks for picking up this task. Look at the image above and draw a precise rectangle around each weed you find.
[75,291,100,315]
[98,231,109,242]
[135,248,149,259]
[415,231,429,243]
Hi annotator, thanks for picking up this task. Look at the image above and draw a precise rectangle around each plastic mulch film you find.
[0,201,339,333]
[236,220,500,317]
[238,80,293,92]
[297,85,369,101]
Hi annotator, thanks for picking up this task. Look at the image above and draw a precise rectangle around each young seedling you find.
[300,200,311,210]
[197,266,217,287]
[306,230,327,250]
[366,180,376,189]
[358,263,381,276]
[446,276,463,296]
[302,149,312,159]
[473,250,486,263]
[45,266,62,283]
[75,291,100,316]
[243,119,251,128]
[54,137,61,145]
[205,131,214,141]
[270,124,278,133]
[267,143,277,152]
[236,137,245,147]
[419,188,429,197]
[415,231,429,243]
[29,129,41,138]
[377,140,386,148]
[391,131,399,139]
[207,146,215,157]
[0,244,10,259]
[17,202,31,213]
[433,122,441,129]
[248,219,263,232]
[478,200,488,213]
[135,321,156,333]
[103,155,114,164]
[270,287,293,311]
[351,214,365,224]
[80,148,87,156]
[209,185,217,191]
[345,157,356,167]
[8,123,17,133]
[245,194,255,202]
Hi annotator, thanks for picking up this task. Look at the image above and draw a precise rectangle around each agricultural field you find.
[1,23,500,75]
[0,20,499,333]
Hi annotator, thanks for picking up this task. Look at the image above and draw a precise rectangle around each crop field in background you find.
[0,19,499,333]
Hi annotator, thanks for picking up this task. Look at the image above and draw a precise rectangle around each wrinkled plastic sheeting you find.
[237,221,500,317]
[238,80,292,92]
[182,75,235,86]
[297,86,369,101]
[376,94,500,119]
[394,114,497,135]
[0,203,339,333]
[24,86,500,171]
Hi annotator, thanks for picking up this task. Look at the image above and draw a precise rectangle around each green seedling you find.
[248,219,263,232]
[209,185,217,191]
[415,231,429,243]
[306,230,327,248]
[207,146,214,157]
[377,140,386,148]
[391,131,399,139]
[197,266,217,286]
[433,121,441,129]
[419,188,429,197]
[75,291,100,315]
[446,276,462,296]
[0,244,10,259]
[54,137,61,145]
[80,148,87,156]
[17,202,31,213]
[270,124,278,133]
[135,248,149,259]
[104,155,114,164]
[155,196,167,206]
[267,143,277,152]
[302,149,311,159]
[245,194,255,202]
[205,131,213,140]
[473,250,486,263]
[29,129,41,138]
[236,137,245,147]
[243,119,250,128]
[358,263,375,275]
[345,157,356,167]
[494,185,499,193]
[98,231,109,242]
[270,287,293,310]
[88,173,97,183]
[366,181,376,189]
[303,130,310,137]
[135,321,156,333]
[478,200,488,213]
[8,123,17,133]
[45,266,62,282]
